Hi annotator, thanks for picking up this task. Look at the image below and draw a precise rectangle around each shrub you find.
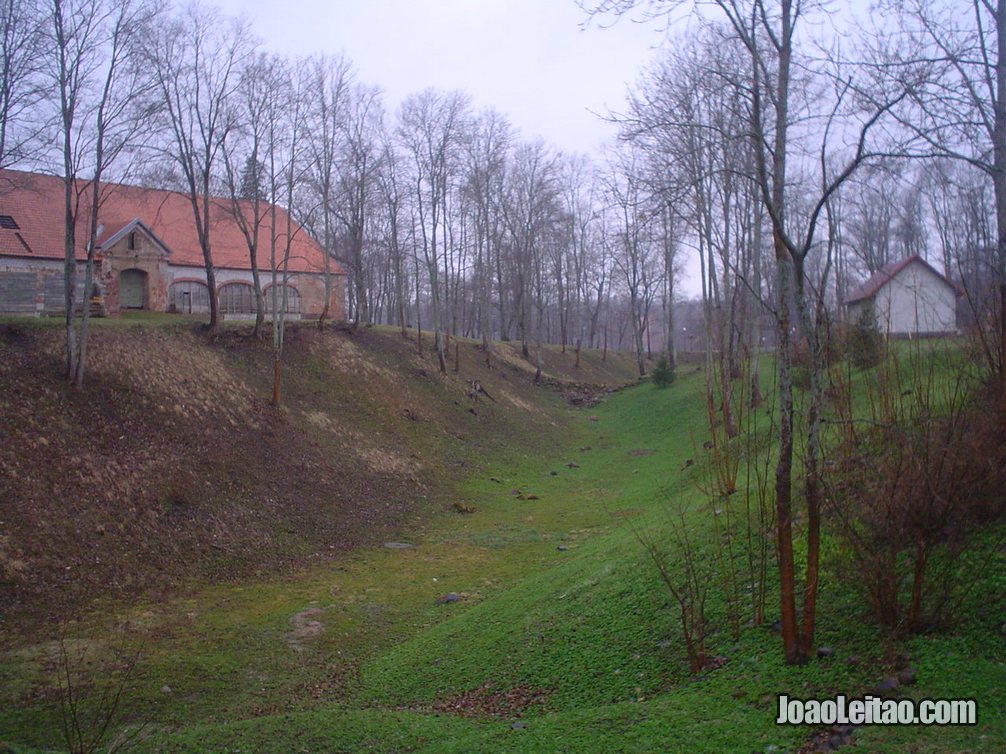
[848,305,883,369]
[823,363,1006,636]
[650,353,676,388]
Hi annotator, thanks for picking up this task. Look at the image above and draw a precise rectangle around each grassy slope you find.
[2,325,1003,753]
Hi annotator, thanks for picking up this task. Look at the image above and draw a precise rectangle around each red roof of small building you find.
[845,254,962,304]
[0,168,344,276]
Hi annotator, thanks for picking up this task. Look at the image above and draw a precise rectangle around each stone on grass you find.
[817,646,834,659]
[875,677,899,696]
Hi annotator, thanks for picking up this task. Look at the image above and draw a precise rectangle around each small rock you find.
[817,646,834,659]
[579,446,592,451]
[769,619,783,634]
[703,655,728,671]
[557,545,568,552]
[897,668,917,686]
[436,593,461,604]
[549,470,558,476]
[489,477,502,483]
[829,732,851,748]
[589,415,598,422]
[875,677,899,696]
[846,655,861,667]
[384,542,414,549]
[510,721,527,730]
[160,685,172,695]
[566,462,580,468]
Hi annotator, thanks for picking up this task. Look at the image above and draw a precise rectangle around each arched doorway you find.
[264,283,301,314]
[119,268,147,309]
[169,280,210,314]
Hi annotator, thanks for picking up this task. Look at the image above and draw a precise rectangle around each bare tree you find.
[375,135,412,337]
[303,53,352,327]
[398,89,470,373]
[221,52,283,338]
[463,108,512,361]
[49,0,160,386]
[883,0,1006,404]
[0,0,45,167]
[148,1,252,332]
[588,0,909,664]
[335,83,383,327]
[605,146,658,377]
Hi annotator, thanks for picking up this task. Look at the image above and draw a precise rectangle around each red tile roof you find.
[0,169,344,276]
[845,254,962,304]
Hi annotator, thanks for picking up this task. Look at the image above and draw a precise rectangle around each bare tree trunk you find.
[773,245,801,665]
[995,0,1006,418]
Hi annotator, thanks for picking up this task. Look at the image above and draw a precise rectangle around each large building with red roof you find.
[0,169,346,319]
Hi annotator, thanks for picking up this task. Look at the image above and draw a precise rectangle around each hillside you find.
[1,325,1002,754]
[0,320,638,635]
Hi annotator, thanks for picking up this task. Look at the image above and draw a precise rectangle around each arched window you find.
[219,282,257,314]
[168,280,210,314]
[266,283,301,314]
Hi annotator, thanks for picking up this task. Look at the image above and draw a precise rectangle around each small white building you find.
[845,255,962,337]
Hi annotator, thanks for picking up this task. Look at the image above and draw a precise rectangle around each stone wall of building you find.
[0,257,87,316]
[164,265,346,320]
[0,251,345,321]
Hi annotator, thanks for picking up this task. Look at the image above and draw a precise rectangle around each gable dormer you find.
[97,218,172,260]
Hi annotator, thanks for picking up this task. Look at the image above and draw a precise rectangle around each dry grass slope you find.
[0,322,636,639]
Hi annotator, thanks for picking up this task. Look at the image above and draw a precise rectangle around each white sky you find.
[217,0,669,155]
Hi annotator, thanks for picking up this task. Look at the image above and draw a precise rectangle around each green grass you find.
[2,345,1003,753]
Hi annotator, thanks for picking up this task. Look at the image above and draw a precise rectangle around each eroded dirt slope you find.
[0,323,636,637]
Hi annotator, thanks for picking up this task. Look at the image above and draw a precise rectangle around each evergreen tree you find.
[651,352,675,387]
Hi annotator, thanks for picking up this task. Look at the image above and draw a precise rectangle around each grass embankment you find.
[1,326,1003,753]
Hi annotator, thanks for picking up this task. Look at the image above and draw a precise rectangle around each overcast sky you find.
[216,0,671,155]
